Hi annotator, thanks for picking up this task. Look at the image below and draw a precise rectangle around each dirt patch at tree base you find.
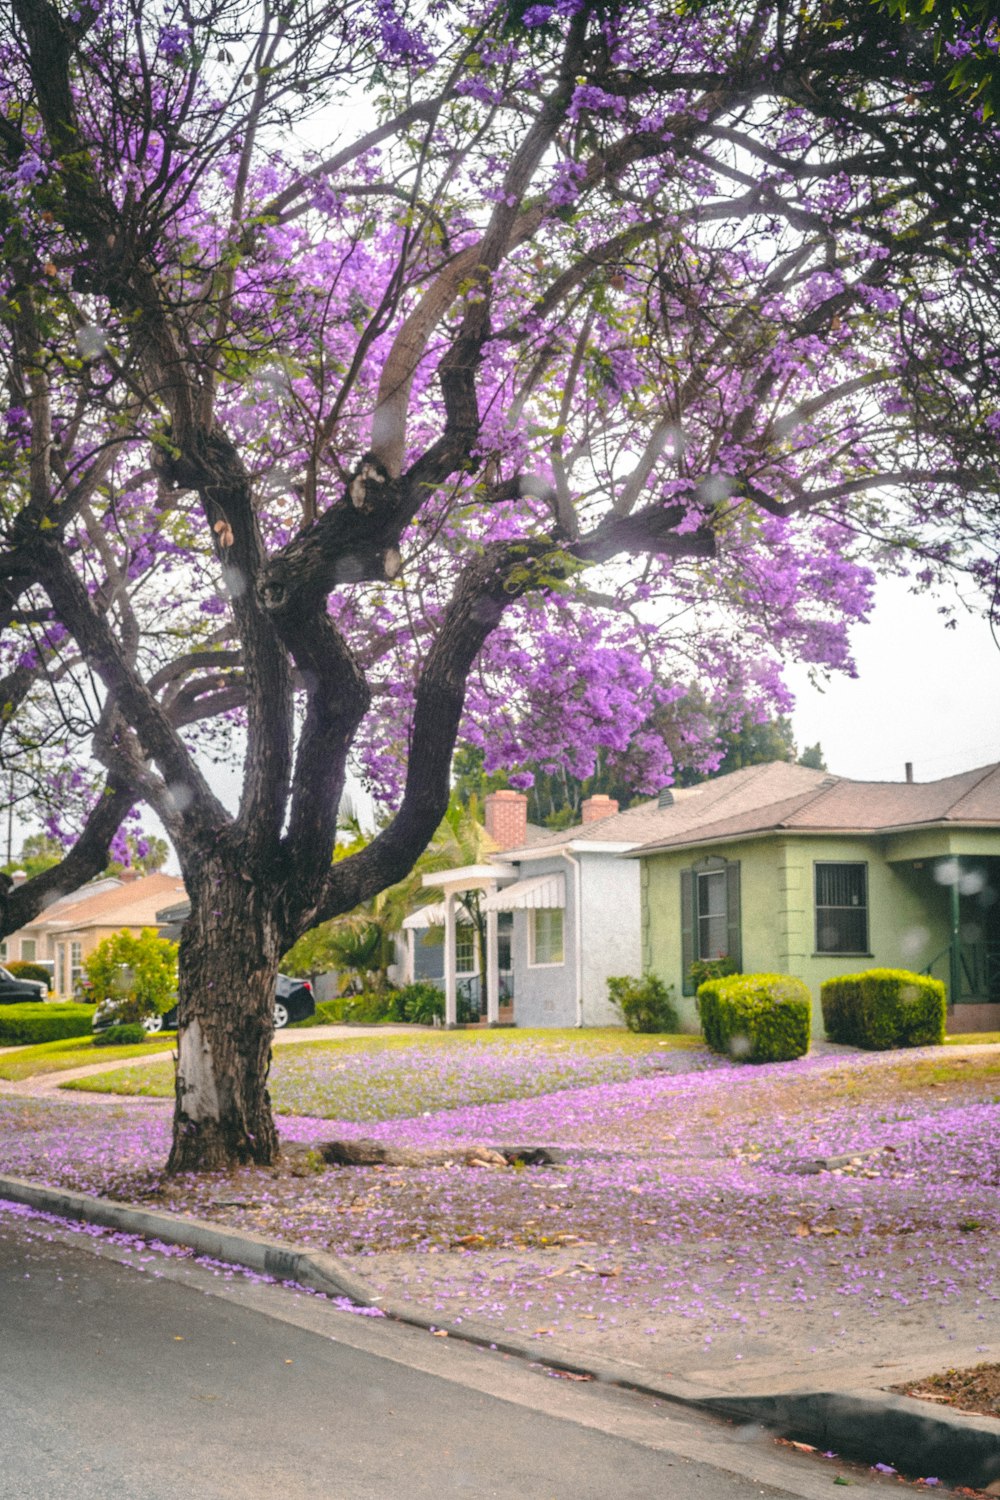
[893,1362,1000,1420]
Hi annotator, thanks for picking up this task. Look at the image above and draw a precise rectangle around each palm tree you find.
[282,797,498,993]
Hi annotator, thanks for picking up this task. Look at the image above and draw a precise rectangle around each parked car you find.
[92,974,315,1033]
[0,965,48,1004]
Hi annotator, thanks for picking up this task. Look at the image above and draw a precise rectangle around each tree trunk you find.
[167,861,282,1173]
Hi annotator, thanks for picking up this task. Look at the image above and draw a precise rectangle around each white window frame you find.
[454,925,477,976]
[529,907,564,967]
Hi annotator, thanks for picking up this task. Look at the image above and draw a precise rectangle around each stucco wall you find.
[578,853,642,1025]
[641,835,955,1036]
[510,855,577,1027]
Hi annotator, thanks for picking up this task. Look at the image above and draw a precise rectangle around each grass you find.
[62,1028,704,1116]
[0,1034,174,1081]
[946,1030,1000,1046]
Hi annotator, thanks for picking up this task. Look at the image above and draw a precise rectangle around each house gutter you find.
[563,849,585,1028]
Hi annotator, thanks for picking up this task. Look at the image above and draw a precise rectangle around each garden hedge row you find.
[0,1003,96,1046]
[820,968,945,1050]
[696,972,811,1063]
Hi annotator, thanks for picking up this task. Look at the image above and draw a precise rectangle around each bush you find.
[93,1022,150,1046]
[821,969,946,1050]
[0,1003,96,1046]
[607,974,679,1033]
[697,973,811,1063]
[5,961,52,990]
[399,982,445,1025]
[305,997,351,1025]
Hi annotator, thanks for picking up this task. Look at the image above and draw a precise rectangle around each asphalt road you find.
[0,1210,898,1500]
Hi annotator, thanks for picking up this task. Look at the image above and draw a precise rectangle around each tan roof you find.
[633,761,1000,854]
[498,762,833,859]
[24,872,187,933]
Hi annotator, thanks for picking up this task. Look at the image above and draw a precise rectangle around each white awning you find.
[481,872,565,912]
[402,903,472,930]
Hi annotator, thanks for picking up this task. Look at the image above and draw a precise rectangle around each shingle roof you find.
[633,761,1000,854]
[498,762,833,859]
[25,872,187,932]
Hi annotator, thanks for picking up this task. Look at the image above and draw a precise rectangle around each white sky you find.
[786,575,1000,783]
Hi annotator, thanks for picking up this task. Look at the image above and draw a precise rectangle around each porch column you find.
[949,857,962,1010]
[485,906,500,1025]
[405,928,415,986]
[443,891,457,1028]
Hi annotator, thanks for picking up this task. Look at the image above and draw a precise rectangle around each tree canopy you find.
[1,0,997,1168]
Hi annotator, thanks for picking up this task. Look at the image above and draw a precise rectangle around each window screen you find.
[815,863,868,954]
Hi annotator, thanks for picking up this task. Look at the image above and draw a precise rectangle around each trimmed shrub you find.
[0,1003,96,1046]
[697,973,811,1063]
[607,974,679,1033]
[93,1022,149,1046]
[821,968,945,1050]
[5,961,52,990]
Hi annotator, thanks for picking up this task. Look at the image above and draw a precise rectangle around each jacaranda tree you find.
[2,0,997,1169]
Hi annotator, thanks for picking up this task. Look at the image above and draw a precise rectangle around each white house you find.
[418,765,835,1027]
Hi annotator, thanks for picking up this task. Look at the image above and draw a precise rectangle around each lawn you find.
[62,1028,705,1117]
[1,1035,997,1389]
[0,1034,174,1082]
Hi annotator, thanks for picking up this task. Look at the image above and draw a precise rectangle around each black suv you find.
[93,974,315,1033]
[0,965,48,1004]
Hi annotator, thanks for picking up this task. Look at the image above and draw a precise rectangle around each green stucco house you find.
[634,761,1000,1036]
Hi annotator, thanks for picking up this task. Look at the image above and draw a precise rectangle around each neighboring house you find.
[422,766,833,1026]
[634,762,1000,1035]
[1,872,187,997]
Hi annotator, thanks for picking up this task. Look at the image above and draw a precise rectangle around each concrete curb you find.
[1,1173,997,1491]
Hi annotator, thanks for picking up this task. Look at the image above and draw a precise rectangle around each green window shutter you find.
[680,868,695,995]
[725,860,742,971]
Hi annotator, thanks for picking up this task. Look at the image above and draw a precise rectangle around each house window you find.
[0,940,6,961]
[815,863,868,954]
[69,940,84,992]
[455,925,476,975]
[696,870,727,963]
[530,908,564,966]
[497,912,513,973]
[20,939,36,962]
[681,859,742,994]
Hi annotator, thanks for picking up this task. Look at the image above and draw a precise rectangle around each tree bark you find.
[167,856,283,1172]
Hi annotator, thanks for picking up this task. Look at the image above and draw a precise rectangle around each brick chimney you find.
[484,790,528,851]
[581,794,619,824]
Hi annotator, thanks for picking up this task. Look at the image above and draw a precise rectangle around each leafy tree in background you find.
[454,714,826,824]
[1,831,168,878]
[84,927,179,1017]
[1,0,998,1170]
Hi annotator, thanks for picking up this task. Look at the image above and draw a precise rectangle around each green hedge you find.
[607,974,679,1033]
[0,1003,97,1046]
[696,973,811,1063]
[820,968,945,1050]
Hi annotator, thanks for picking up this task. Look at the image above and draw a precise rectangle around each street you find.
[0,1208,903,1500]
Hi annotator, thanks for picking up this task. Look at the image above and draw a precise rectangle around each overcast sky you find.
[787,575,1000,783]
